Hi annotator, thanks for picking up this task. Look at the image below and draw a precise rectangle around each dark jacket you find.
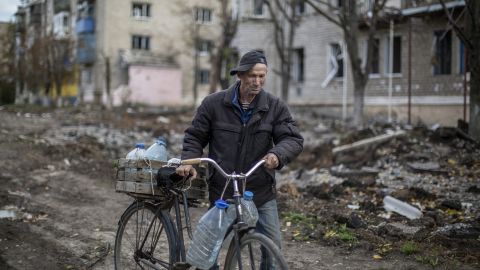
[181,82,303,206]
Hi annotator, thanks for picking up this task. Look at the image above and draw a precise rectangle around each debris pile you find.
[278,117,480,267]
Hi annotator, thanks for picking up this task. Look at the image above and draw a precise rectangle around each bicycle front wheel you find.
[224,232,288,270]
[114,201,176,270]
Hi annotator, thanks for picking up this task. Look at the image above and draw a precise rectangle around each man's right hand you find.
[176,165,197,179]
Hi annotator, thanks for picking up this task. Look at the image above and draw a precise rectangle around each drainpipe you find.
[408,17,412,125]
[388,19,394,122]
[342,41,348,120]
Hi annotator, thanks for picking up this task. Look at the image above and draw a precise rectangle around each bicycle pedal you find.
[173,262,191,270]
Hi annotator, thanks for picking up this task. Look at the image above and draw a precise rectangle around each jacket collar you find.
[223,81,269,112]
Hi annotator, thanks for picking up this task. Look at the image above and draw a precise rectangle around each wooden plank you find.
[332,130,406,154]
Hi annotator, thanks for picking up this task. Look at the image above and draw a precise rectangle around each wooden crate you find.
[115,158,208,202]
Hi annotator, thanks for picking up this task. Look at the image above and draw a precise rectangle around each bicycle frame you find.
[181,158,266,270]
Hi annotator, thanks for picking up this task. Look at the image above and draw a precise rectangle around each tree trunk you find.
[352,78,366,126]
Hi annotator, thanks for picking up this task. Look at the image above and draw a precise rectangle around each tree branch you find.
[438,0,472,49]
[304,0,342,27]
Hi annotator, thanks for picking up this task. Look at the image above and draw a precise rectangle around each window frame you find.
[253,0,265,17]
[433,30,452,75]
[384,35,402,75]
[195,7,213,24]
[292,48,305,83]
[132,3,151,19]
[197,39,213,55]
[131,35,151,50]
[198,69,210,84]
[329,43,344,78]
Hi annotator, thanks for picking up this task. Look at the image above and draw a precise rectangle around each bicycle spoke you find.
[114,202,175,270]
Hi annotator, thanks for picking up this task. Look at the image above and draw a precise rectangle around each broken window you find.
[433,30,451,75]
[253,0,264,16]
[132,3,151,18]
[385,36,402,74]
[132,35,150,50]
[321,43,343,87]
[195,7,212,23]
[292,48,304,83]
[331,43,343,78]
[198,69,210,84]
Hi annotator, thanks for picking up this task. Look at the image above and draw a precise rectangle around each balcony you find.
[76,33,95,64]
[54,0,70,13]
[76,16,94,33]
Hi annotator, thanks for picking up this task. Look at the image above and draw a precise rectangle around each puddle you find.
[0,210,17,219]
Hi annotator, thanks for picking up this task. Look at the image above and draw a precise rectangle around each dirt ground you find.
[0,105,478,270]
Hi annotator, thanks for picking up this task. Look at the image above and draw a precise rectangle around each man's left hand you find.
[263,153,279,169]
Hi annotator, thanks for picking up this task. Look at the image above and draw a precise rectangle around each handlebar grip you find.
[181,158,202,165]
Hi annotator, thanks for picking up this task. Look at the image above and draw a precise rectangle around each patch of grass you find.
[282,212,314,224]
[401,241,420,255]
[416,255,439,267]
[324,224,357,243]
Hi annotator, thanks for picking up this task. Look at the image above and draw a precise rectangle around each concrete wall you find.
[128,65,182,106]
[232,1,469,126]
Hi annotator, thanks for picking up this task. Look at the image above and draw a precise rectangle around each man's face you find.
[238,63,268,97]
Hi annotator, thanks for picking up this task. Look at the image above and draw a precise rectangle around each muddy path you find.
[0,106,478,270]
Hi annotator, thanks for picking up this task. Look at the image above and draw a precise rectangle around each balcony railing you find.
[76,16,94,33]
[76,33,95,64]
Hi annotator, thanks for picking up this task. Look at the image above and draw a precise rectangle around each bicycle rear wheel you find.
[224,232,288,270]
[114,201,176,270]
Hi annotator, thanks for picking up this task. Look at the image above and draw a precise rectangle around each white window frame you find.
[132,3,151,20]
[132,35,151,50]
[384,35,402,76]
[198,69,210,84]
[195,7,213,24]
[198,39,213,56]
[292,48,305,83]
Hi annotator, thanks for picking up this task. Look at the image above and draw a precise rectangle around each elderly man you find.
[176,50,303,256]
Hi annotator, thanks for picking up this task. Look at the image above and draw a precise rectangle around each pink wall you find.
[128,65,182,105]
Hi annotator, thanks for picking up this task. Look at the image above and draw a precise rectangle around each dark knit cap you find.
[229,50,268,76]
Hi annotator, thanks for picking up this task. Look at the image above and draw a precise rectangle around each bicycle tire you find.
[224,232,288,270]
[114,201,177,270]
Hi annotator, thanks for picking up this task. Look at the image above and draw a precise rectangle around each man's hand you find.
[263,153,279,169]
[176,165,197,179]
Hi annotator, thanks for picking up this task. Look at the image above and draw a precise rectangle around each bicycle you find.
[114,157,288,270]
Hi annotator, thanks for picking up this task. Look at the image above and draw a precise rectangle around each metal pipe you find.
[388,20,394,123]
[342,41,348,120]
[408,17,412,125]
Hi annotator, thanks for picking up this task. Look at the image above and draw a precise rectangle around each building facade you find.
[15,0,224,106]
[232,0,468,126]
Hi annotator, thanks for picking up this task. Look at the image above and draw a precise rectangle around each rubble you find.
[0,106,479,269]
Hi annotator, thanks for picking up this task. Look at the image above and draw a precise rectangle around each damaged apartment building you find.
[232,0,469,126]
[14,0,223,106]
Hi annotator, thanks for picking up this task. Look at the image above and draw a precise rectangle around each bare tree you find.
[305,0,387,126]
[264,0,301,102]
[439,0,480,140]
[209,0,238,93]
[23,33,73,106]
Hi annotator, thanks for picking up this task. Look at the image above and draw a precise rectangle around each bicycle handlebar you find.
[181,158,265,179]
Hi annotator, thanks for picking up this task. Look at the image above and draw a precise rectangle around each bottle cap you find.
[243,191,254,200]
[156,137,167,146]
[135,143,145,149]
[215,199,229,209]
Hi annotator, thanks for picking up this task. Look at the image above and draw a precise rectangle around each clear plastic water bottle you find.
[241,191,259,227]
[186,200,235,269]
[125,143,146,160]
[145,137,168,162]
